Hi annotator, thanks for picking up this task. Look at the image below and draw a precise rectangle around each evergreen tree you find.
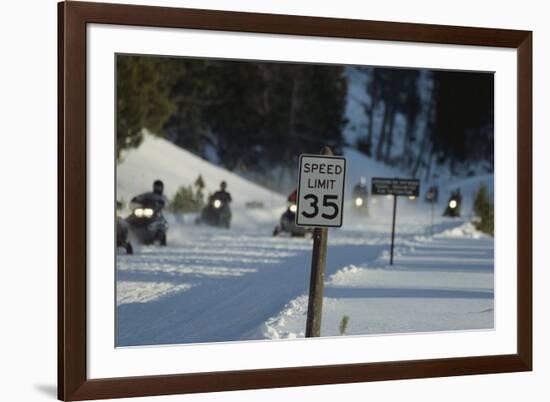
[170,175,206,214]
[163,59,220,154]
[431,71,494,171]
[203,61,347,176]
[473,183,494,236]
[116,55,175,159]
[355,67,493,176]
[194,174,206,203]
[339,315,350,336]
[117,55,348,178]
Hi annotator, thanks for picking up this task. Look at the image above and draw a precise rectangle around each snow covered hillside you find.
[117,132,285,214]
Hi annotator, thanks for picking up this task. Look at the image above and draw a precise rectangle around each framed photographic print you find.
[58,1,532,400]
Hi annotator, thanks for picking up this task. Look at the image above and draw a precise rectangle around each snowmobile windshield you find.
[132,192,166,210]
[212,190,232,204]
[353,185,368,196]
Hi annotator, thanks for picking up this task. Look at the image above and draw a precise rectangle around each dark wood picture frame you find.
[58,1,532,400]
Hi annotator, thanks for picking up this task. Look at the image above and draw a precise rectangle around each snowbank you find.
[117,132,286,225]
[117,132,285,209]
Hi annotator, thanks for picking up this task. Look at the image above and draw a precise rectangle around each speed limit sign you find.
[296,154,346,227]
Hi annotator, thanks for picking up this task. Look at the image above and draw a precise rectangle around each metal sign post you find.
[390,194,397,265]
[372,177,420,265]
[296,147,346,337]
[430,201,435,236]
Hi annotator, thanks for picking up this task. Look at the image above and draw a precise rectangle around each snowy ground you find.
[261,221,493,340]
[116,134,494,347]
[116,215,493,346]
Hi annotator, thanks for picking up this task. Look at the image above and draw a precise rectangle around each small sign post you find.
[371,177,420,265]
[296,147,346,337]
[430,201,435,236]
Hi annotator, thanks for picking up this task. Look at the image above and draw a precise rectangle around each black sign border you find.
[371,177,420,197]
[295,154,347,228]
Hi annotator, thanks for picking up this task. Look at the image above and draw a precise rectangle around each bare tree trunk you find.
[384,107,395,164]
[402,116,416,169]
[375,103,388,161]
[288,76,299,139]
[424,142,434,181]
[412,96,435,177]
[284,73,301,170]
[365,101,375,155]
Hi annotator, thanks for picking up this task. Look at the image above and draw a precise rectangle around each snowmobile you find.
[351,177,369,215]
[126,194,168,245]
[425,185,439,203]
[196,195,232,228]
[116,201,133,254]
[245,200,264,209]
[352,193,369,215]
[116,216,133,254]
[443,189,462,217]
[351,178,369,215]
[273,203,311,237]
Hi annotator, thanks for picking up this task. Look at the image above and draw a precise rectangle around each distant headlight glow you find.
[213,199,222,209]
[449,200,457,209]
[289,204,297,213]
[354,197,364,207]
[134,208,154,218]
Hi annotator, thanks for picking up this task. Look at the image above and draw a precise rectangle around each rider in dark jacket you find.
[352,177,369,198]
[131,180,169,210]
[211,181,232,204]
[288,189,297,203]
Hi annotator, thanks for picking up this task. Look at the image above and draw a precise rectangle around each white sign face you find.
[296,154,346,227]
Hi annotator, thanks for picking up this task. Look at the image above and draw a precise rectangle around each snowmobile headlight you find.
[408,195,416,201]
[449,200,457,209]
[354,197,364,207]
[134,207,154,218]
[289,204,297,213]
[213,199,222,209]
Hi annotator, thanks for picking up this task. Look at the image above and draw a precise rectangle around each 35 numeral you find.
[301,194,339,220]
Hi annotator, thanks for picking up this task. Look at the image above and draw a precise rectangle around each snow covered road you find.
[116,218,493,347]
[264,224,494,339]
[117,225,314,346]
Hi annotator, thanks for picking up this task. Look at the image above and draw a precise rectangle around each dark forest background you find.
[117,55,494,187]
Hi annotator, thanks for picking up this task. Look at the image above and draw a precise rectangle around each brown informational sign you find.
[371,177,420,265]
[371,177,420,197]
